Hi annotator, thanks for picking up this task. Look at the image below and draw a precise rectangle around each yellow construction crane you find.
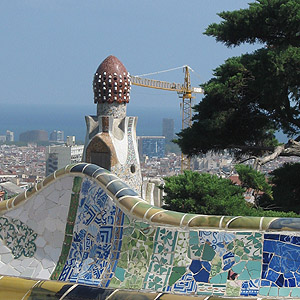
[130,66,203,171]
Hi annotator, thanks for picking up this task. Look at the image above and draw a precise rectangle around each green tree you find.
[162,170,299,217]
[235,164,273,205]
[269,163,300,213]
[163,171,251,216]
[176,0,300,169]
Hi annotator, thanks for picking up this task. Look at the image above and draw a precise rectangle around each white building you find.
[6,130,14,142]
[49,130,64,142]
[46,137,83,176]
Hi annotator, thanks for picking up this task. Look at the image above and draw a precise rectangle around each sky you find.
[0,0,262,140]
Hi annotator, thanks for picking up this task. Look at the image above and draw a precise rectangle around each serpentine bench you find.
[0,163,300,299]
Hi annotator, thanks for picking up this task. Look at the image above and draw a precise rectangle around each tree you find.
[235,164,273,205]
[162,170,299,217]
[162,170,250,216]
[269,163,300,213]
[176,0,300,169]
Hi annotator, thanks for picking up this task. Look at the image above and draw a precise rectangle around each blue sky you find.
[1,1,262,139]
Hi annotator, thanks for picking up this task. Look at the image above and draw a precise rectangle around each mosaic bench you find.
[0,163,300,299]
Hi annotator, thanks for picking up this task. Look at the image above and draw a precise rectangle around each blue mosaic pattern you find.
[260,233,300,297]
[59,178,124,287]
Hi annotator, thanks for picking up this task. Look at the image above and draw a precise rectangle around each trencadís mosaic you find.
[1,163,300,299]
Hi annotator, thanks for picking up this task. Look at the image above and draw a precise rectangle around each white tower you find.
[83,55,142,194]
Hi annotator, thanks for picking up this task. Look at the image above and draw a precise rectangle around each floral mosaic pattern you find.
[110,216,155,289]
[0,216,37,259]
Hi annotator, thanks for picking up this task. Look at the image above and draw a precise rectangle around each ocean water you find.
[1,103,182,142]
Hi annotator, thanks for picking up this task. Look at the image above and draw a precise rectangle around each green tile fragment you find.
[269,287,278,297]
[72,176,82,193]
[123,215,130,225]
[210,271,227,284]
[279,288,291,297]
[238,268,250,280]
[65,223,73,235]
[115,267,126,281]
[291,288,300,297]
[259,287,270,296]
[202,243,216,261]
[189,231,199,245]
[168,267,186,286]
[231,261,246,274]
[247,260,261,279]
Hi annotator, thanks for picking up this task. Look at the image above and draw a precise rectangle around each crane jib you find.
[129,70,204,172]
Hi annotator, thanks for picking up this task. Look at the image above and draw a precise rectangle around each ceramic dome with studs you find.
[93,55,131,104]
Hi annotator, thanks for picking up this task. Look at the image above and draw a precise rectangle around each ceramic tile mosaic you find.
[2,162,300,299]
[56,177,124,287]
[111,116,142,193]
[1,176,73,279]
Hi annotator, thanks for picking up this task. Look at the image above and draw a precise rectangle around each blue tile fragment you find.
[265,234,279,240]
[82,164,102,176]
[284,279,289,287]
[263,252,273,264]
[275,274,284,287]
[91,168,110,178]
[261,280,270,286]
[115,188,139,198]
[269,218,300,231]
[193,268,209,283]
[107,180,129,195]
[190,260,202,273]
[269,255,280,272]
[280,235,291,243]
[71,163,88,173]
[263,240,277,253]
[288,278,296,287]
[291,236,300,245]
[266,269,279,282]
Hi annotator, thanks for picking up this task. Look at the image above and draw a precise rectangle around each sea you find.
[1,103,183,142]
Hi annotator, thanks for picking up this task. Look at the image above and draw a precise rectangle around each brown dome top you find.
[93,55,131,104]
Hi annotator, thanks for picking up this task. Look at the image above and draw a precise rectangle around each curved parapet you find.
[1,163,300,299]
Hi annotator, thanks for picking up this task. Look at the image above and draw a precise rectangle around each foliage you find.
[248,208,299,218]
[162,170,298,218]
[162,171,247,215]
[176,0,300,161]
[205,0,300,48]
[235,164,273,202]
[268,163,300,213]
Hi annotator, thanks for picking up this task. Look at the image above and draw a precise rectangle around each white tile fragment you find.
[37,268,51,280]
[42,257,55,269]
[0,245,11,254]
[20,267,35,277]
[35,236,46,248]
[1,253,13,264]
[47,190,60,204]
[0,265,20,276]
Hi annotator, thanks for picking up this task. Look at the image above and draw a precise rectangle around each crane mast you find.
[130,66,203,171]
[179,66,194,170]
